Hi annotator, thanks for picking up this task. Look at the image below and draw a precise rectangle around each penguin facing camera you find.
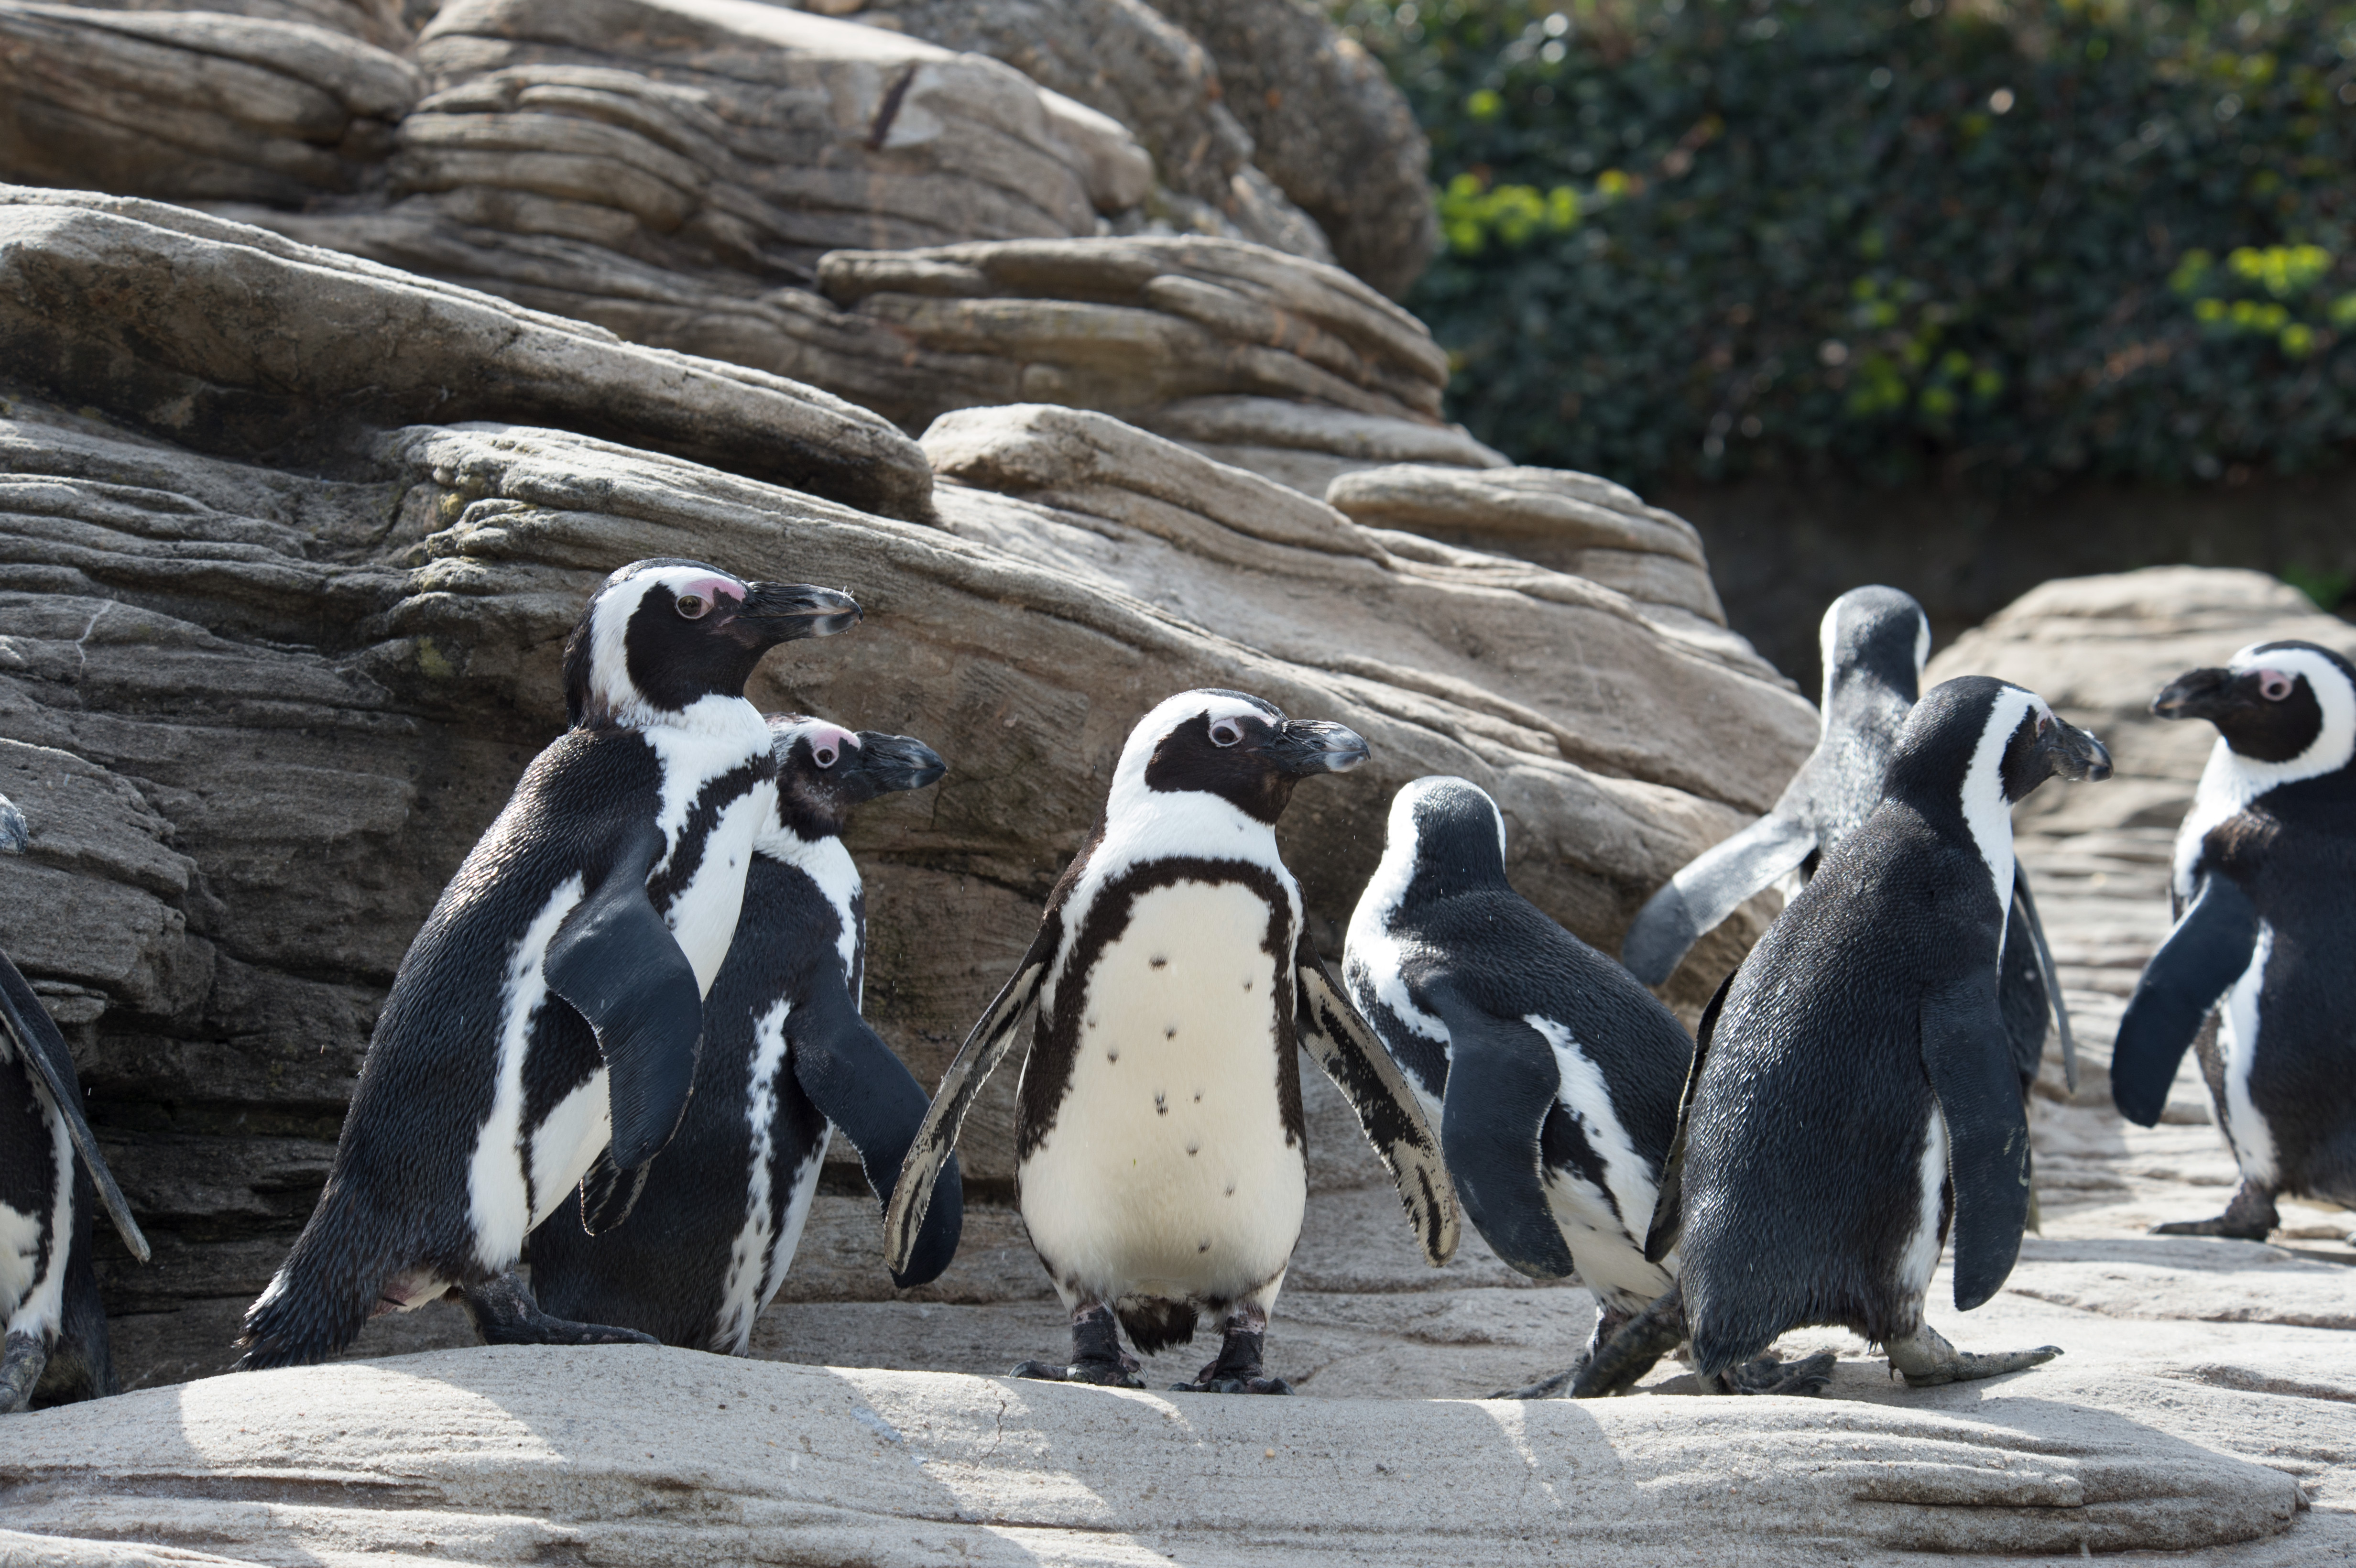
[1343,776,1691,1400]
[1587,678,2110,1397]
[1,792,152,1412]
[524,715,964,1350]
[882,690,1457,1394]
[1621,587,2080,1099]
[2110,640,2356,1241]
[237,560,862,1369]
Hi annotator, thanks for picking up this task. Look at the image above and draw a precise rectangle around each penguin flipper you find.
[789,980,965,1288]
[577,1147,651,1236]
[1296,939,1458,1267]
[0,951,149,1263]
[881,926,1053,1277]
[1920,969,2031,1312]
[1644,967,1732,1266]
[2011,872,2077,1093]
[545,821,706,1172]
[1420,992,1575,1281]
[1621,815,1818,986]
[2109,871,2258,1129]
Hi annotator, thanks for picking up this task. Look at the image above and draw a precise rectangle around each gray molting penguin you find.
[525,715,963,1350]
[882,690,1457,1394]
[1343,776,1690,1400]
[1591,677,2110,1397]
[1622,586,2079,1097]
[2111,640,2356,1240]
[0,792,152,1412]
[237,560,861,1369]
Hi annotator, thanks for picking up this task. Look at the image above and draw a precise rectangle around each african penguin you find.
[525,715,963,1351]
[1589,677,2110,1397]
[0,792,152,1412]
[2111,640,2356,1241]
[882,690,1456,1394]
[1622,586,2079,1095]
[237,560,861,1369]
[1343,776,1690,1399]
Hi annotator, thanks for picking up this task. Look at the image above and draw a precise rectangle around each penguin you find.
[1342,776,1691,1399]
[1586,677,2111,1396]
[0,791,152,1412]
[524,715,964,1350]
[236,560,861,1369]
[1621,586,2079,1095]
[881,690,1456,1393]
[2110,640,2356,1240]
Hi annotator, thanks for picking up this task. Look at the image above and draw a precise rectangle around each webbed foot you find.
[1885,1323,2061,1387]
[1169,1306,1290,1395]
[0,1330,46,1413]
[460,1274,656,1348]
[1016,1302,1145,1388]
[1570,1287,1686,1399]
[1712,1350,1837,1396]
[1490,1362,1582,1400]
[2151,1179,2278,1240]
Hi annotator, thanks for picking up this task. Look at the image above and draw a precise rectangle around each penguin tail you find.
[234,1193,404,1371]
[1114,1297,1198,1356]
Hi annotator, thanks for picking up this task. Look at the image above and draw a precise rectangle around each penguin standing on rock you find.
[1588,678,2110,1396]
[883,690,1456,1394]
[238,560,861,1369]
[1621,588,2078,1095]
[1343,776,1691,1400]
[526,715,964,1350]
[1,792,152,1411]
[2111,641,2356,1239]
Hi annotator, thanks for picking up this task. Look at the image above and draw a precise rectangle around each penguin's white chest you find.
[1021,879,1306,1305]
[659,778,775,997]
[2217,923,2280,1185]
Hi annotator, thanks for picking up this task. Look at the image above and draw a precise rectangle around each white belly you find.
[2218,925,2279,1186]
[1020,880,1306,1307]
[1523,1016,1674,1309]
[0,1087,71,1338]
[664,780,774,995]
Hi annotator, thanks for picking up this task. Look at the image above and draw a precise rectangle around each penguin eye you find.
[2257,670,2294,702]
[676,594,711,621]
[811,742,839,768]
[1209,719,1243,748]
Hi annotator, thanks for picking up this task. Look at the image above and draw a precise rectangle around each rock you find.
[1325,463,1727,624]
[68,0,417,52]
[1137,393,1505,495]
[0,2,424,205]
[814,0,1334,262]
[1142,0,1439,300]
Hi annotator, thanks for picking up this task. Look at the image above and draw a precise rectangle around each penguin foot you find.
[1017,1303,1145,1387]
[1010,1358,1145,1388]
[0,1330,45,1413]
[1169,1375,1292,1395]
[1570,1286,1687,1398]
[459,1274,657,1349]
[1712,1351,1837,1397]
[1885,1324,2061,1387]
[2151,1180,2279,1241]
[1489,1361,1582,1401]
[1169,1309,1290,1394]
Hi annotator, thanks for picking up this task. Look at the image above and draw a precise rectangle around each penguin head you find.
[562,559,862,728]
[1375,776,1511,905]
[0,793,24,856]
[1887,676,2110,813]
[2151,640,2356,775]
[1818,585,1930,715]
[765,714,947,841]
[1111,689,1369,828]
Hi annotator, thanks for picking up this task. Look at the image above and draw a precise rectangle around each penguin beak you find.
[851,732,948,796]
[0,800,24,856]
[1266,719,1370,776]
[2151,666,2238,724]
[2041,716,2112,783]
[735,582,863,642]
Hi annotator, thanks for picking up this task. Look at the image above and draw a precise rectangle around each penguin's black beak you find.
[851,732,948,796]
[2043,716,2113,783]
[2152,666,2238,723]
[735,582,863,642]
[0,799,24,856]
[1266,719,1370,776]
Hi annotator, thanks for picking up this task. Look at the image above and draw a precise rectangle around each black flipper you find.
[543,820,706,1173]
[2012,871,2077,1093]
[881,922,1055,1276]
[1921,968,2031,1312]
[1298,938,1458,1268]
[578,1147,650,1237]
[789,979,964,1288]
[1421,990,1573,1280]
[2110,872,2259,1129]
[1644,967,1731,1266]
[0,952,149,1262]
[1621,814,1818,986]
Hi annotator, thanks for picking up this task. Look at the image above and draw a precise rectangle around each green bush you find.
[1333,0,2356,490]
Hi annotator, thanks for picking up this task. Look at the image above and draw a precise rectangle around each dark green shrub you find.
[1334,0,2356,490]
